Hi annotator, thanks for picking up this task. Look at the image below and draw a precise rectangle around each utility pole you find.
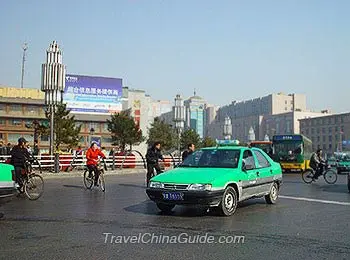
[21,43,28,88]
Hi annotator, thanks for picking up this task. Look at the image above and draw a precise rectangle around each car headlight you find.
[188,184,212,191]
[149,182,164,189]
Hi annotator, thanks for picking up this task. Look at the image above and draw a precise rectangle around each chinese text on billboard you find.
[63,74,123,114]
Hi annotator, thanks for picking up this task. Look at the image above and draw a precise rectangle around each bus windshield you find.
[273,141,303,162]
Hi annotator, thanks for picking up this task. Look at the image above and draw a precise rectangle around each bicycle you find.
[17,159,44,200]
[83,159,107,192]
[302,163,338,184]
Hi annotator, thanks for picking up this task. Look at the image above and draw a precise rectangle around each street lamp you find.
[173,94,185,156]
[41,41,66,155]
[21,43,28,89]
[223,116,232,140]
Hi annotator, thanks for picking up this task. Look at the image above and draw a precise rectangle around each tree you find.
[180,129,201,150]
[107,110,145,151]
[52,103,82,150]
[25,120,49,141]
[201,136,216,148]
[147,118,177,151]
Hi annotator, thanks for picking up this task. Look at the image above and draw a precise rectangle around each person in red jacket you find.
[86,142,106,186]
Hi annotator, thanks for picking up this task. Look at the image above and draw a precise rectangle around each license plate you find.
[162,192,184,201]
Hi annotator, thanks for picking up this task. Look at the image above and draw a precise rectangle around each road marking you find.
[279,195,350,206]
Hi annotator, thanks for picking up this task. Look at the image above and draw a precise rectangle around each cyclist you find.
[310,148,325,180]
[86,142,106,186]
[145,141,164,187]
[10,137,31,188]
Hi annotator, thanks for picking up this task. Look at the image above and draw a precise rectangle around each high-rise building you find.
[184,91,207,138]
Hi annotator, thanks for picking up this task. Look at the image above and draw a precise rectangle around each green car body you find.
[146,144,282,216]
[0,163,16,200]
[328,152,350,174]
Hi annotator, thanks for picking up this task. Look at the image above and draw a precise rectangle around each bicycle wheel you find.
[24,174,44,200]
[324,169,337,184]
[302,169,314,184]
[98,170,105,192]
[83,169,93,189]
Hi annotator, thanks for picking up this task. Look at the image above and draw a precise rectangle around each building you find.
[217,93,307,120]
[0,85,160,154]
[207,93,332,142]
[299,112,350,153]
[261,110,331,140]
[0,87,115,152]
[184,92,207,138]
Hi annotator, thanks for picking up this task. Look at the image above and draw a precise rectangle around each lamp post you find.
[21,43,28,89]
[173,94,185,157]
[223,116,232,140]
[41,41,66,156]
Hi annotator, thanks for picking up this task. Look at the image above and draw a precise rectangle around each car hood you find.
[151,167,236,184]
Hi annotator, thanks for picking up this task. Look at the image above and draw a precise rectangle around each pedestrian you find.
[145,141,164,187]
[182,143,195,161]
[33,140,40,156]
[6,143,12,155]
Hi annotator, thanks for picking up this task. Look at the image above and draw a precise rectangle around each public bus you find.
[272,134,312,172]
[249,141,273,155]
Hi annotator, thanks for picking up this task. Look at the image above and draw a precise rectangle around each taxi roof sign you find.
[216,139,240,146]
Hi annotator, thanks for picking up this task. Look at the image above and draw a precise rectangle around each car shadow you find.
[318,184,349,194]
[124,198,267,217]
[119,183,146,189]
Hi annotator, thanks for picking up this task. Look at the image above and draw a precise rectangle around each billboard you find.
[63,74,123,114]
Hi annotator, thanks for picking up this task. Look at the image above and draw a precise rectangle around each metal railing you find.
[0,152,182,173]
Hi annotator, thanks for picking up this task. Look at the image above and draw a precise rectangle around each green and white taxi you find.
[146,140,283,216]
[0,163,16,200]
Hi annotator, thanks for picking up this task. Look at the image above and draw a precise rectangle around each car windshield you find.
[179,149,240,168]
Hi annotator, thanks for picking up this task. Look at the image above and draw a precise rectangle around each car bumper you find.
[0,187,16,199]
[146,188,224,206]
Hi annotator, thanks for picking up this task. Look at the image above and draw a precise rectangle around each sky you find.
[0,0,349,113]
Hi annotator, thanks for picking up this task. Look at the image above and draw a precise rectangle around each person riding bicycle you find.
[145,141,164,187]
[86,142,106,186]
[310,148,326,180]
[10,137,32,188]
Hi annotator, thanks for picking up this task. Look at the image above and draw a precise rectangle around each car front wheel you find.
[265,182,279,204]
[219,186,238,216]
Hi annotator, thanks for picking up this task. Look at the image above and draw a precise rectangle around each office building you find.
[299,112,350,152]
[184,92,207,138]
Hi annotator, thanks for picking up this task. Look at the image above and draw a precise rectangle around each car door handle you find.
[256,172,260,176]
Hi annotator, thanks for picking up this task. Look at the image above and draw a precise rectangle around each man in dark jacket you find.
[145,142,163,187]
[182,143,195,162]
[10,138,31,187]
[310,148,325,179]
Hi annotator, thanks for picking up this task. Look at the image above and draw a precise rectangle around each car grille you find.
[163,183,189,190]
